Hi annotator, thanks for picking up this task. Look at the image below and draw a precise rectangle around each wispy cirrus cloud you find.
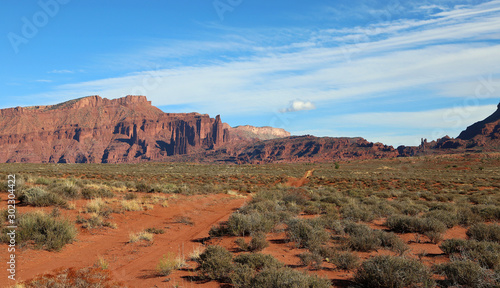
[15,0,500,146]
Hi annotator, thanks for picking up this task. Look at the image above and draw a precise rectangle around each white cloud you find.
[280,100,316,113]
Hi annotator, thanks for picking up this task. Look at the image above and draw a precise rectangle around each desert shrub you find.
[440,239,500,269]
[375,231,409,255]
[472,205,500,221]
[386,215,446,234]
[231,263,256,288]
[249,232,269,252]
[434,260,497,288]
[197,245,233,281]
[298,252,323,270]
[50,181,82,199]
[6,211,77,251]
[391,200,428,216]
[424,210,459,228]
[156,252,183,276]
[145,227,165,234]
[354,255,434,288]
[18,187,67,207]
[347,229,381,252]
[226,211,277,236]
[286,218,329,249]
[21,266,123,287]
[235,238,250,251]
[233,253,283,271]
[457,206,481,225]
[135,181,153,192]
[124,193,137,200]
[424,231,444,244]
[330,251,360,270]
[81,186,114,199]
[467,223,500,243]
[340,203,375,222]
[34,177,53,185]
[303,202,322,215]
[251,267,331,288]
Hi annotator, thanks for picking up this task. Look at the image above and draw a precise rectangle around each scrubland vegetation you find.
[0,153,499,287]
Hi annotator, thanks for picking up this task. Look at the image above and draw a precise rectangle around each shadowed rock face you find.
[0,95,230,163]
[458,102,500,142]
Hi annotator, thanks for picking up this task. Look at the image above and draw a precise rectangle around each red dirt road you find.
[0,193,247,288]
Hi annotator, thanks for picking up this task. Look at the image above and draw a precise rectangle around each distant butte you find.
[0,96,498,163]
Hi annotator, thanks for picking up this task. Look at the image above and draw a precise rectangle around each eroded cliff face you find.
[0,95,230,163]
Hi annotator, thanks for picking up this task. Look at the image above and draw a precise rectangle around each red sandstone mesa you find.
[0,95,229,163]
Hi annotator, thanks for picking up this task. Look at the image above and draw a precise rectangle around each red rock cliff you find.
[0,95,230,163]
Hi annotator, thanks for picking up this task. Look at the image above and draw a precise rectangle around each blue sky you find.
[2,0,500,146]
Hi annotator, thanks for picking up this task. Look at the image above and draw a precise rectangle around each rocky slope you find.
[397,101,500,156]
[0,95,229,163]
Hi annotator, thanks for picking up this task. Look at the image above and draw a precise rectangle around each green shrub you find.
[286,218,329,249]
[18,187,67,207]
[226,211,277,236]
[386,215,446,234]
[375,231,409,255]
[434,260,497,288]
[231,263,256,288]
[251,267,331,288]
[347,229,381,252]
[330,251,360,270]
[81,186,114,200]
[340,203,375,222]
[457,207,481,225]
[467,223,500,243]
[439,239,500,269]
[6,211,77,251]
[424,210,458,228]
[354,255,434,288]
[196,245,233,281]
[235,238,250,251]
[249,232,269,252]
[472,205,500,221]
[233,253,283,271]
[298,252,323,270]
[50,181,82,199]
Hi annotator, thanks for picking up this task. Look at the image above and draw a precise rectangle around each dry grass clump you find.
[121,199,143,211]
[19,266,123,287]
[155,252,185,276]
[128,231,154,243]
